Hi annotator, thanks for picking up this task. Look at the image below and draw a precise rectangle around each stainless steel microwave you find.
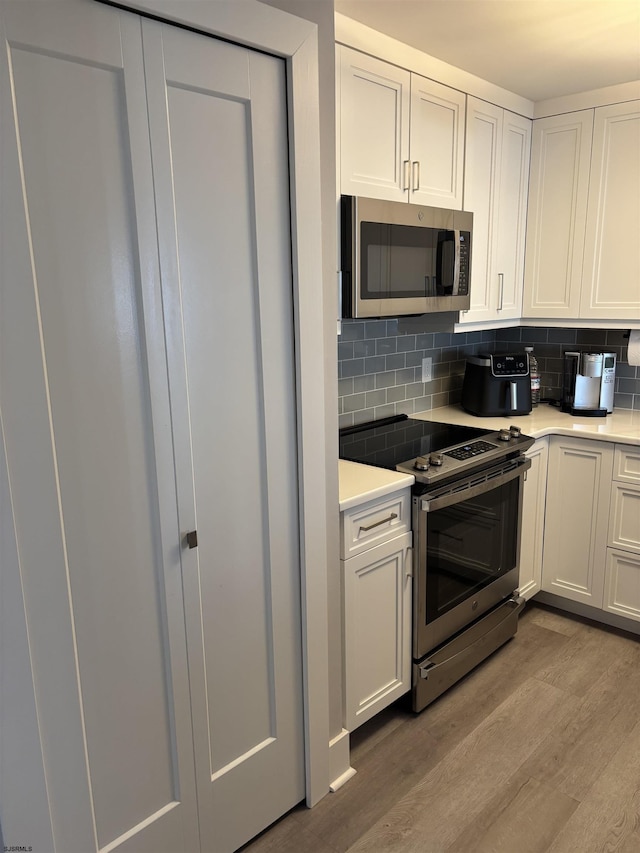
[340,195,473,319]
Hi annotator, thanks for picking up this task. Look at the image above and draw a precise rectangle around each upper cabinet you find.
[523,101,640,320]
[409,73,466,208]
[458,97,531,325]
[581,102,640,318]
[338,47,410,202]
[338,46,465,208]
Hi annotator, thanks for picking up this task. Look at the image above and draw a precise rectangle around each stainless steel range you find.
[339,414,534,712]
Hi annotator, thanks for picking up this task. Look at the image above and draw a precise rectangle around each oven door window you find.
[425,478,519,622]
[360,222,456,299]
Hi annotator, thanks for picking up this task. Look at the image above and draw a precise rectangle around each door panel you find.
[410,75,465,209]
[142,21,304,853]
[0,2,198,850]
[464,99,502,317]
[580,102,640,318]
[339,45,411,201]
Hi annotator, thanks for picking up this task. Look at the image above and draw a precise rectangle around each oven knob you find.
[429,452,444,466]
[509,425,522,438]
[414,456,430,471]
[498,428,511,441]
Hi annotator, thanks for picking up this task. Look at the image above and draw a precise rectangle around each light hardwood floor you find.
[241,603,640,853]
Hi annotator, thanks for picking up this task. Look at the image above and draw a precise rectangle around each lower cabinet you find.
[541,437,640,626]
[603,446,640,621]
[518,437,548,600]
[341,489,412,730]
[541,436,613,606]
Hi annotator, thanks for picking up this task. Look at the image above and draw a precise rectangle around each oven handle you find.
[419,457,531,513]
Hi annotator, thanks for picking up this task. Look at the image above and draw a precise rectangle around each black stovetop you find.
[339,414,491,471]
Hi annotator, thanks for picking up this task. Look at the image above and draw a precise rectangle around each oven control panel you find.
[395,427,535,486]
[445,440,497,461]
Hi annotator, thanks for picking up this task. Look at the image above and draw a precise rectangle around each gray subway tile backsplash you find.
[338,322,640,427]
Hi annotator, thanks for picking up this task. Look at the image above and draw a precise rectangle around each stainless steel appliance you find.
[562,351,616,416]
[340,195,473,318]
[339,415,533,712]
[461,352,532,417]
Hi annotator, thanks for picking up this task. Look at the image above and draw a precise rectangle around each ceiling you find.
[334,0,640,102]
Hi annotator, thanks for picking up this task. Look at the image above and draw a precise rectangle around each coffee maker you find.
[562,352,616,416]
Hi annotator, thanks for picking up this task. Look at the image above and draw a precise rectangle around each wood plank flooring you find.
[241,603,640,853]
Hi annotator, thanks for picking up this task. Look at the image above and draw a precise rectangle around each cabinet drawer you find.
[341,490,410,559]
[604,548,640,622]
[614,445,640,484]
[609,482,640,554]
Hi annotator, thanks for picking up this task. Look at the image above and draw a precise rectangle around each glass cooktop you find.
[339,414,491,471]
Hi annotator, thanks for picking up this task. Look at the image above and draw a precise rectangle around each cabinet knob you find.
[185,530,198,549]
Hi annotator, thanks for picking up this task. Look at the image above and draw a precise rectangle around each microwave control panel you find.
[457,232,470,295]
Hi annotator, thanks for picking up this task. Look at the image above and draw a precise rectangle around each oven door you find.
[412,456,530,660]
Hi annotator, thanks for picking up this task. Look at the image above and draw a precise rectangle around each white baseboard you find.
[328,728,356,792]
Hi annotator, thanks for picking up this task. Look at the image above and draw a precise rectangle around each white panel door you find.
[580,101,640,319]
[519,438,548,601]
[522,110,593,318]
[494,110,531,320]
[343,532,412,731]
[141,21,304,853]
[541,437,613,607]
[462,97,502,320]
[410,74,465,209]
[339,45,411,201]
[0,2,198,851]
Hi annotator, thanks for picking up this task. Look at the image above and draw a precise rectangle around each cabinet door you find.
[523,110,593,318]
[343,532,412,730]
[494,110,531,320]
[580,101,640,318]
[460,97,502,321]
[460,100,531,325]
[519,438,548,600]
[339,45,410,201]
[541,437,613,606]
[409,74,465,209]
[143,21,304,853]
[0,3,198,851]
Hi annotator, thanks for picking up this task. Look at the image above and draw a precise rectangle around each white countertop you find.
[411,403,640,445]
[339,405,640,511]
[339,459,414,511]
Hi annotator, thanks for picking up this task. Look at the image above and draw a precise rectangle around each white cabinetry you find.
[409,73,466,208]
[518,437,548,600]
[541,437,613,607]
[458,97,531,325]
[524,101,640,321]
[338,45,465,208]
[580,102,640,318]
[340,489,412,730]
[604,446,640,621]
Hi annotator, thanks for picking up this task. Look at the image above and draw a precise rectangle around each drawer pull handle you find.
[359,512,398,533]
